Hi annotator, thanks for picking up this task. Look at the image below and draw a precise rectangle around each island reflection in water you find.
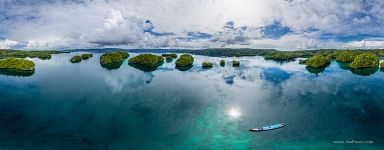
[0,52,383,149]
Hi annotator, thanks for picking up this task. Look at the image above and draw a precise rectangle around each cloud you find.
[0,39,18,49]
[344,39,384,49]
[0,0,384,50]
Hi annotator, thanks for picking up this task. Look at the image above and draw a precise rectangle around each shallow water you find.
[0,52,383,149]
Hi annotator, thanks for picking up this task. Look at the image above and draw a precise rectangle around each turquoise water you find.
[0,52,383,149]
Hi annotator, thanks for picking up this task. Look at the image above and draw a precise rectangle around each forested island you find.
[99,51,129,70]
[162,53,177,63]
[128,54,164,72]
[0,49,62,60]
[70,53,93,63]
[0,57,35,71]
[1,49,384,76]
[202,61,213,69]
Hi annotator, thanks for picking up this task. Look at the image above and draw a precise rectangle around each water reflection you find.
[306,66,326,75]
[0,69,34,77]
[349,67,378,76]
[176,65,193,71]
[261,67,291,83]
[335,61,379,76]
[101,62,124,70]
[1,52,384,149]
[128,62,164,72]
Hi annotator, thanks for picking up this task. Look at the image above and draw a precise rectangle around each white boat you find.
[249,123,285,132]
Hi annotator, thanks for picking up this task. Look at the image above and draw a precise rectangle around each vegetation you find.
[202,61,213,68]
[81,54,93,60]
[381,62,384,68]
[100,51,129,65]
[116,51,129,59]
[232,60,240,67]
[128,54,164,72]
[0,49,61,60]
[128,54,164,67]
[162,53,177,63]
[175,54,194,67]
[220,60,225,67]
[172,48,273,57]
[336,51,359,63]
[0,57,35,71]
[70,56,82,63]
[349,52,379,69]
[263,51,310,61]
[305,55,330,68]
[162,53,177,58]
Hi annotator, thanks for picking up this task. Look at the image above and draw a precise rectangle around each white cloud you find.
[0,39,18,49]
[0,0,383,50]
[344,39,384,49]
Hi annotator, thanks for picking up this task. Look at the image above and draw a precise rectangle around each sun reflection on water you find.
[227,107,242,120]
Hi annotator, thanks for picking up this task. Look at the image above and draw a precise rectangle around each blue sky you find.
[0,0,384,50]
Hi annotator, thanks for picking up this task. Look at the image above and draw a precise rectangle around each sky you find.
[0,0,384,50]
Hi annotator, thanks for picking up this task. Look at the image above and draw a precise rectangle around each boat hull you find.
[249,123,285,132]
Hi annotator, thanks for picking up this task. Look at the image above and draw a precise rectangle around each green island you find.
[81,54,93,60]
[0,57,35,71]
[128,54,164,72]
[100,51,129,65]
[305,55,330,68]
[233,60,240,67]
[349,52,379,69]
[220,60,225,67]
[0,49,61,60]
[263,51,309,61]
[335,51,359,63]
[175,54,194,71]
[162,53,177,63]
[100,51,129,70]
[202,61,213,69]
[70,56,82,63]
[175,54,194,67]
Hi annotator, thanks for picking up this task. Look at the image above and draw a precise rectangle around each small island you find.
[100,51,129,65]
[336,51,359,63]
[175,54,194,67]
[81,54,93,60]
[233,60,240,67]
[128,54,164,72]
[70,56,82,63]
[175,54,194,71]
[162,53,177,63]
[220,60,225,67]
[100,51,129,70]
[0,57,35,71]
[202,61,213,69]
[349,52,379,69]
[263,51,307,61]
[0,50,61,60]
[305,55,330,68]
